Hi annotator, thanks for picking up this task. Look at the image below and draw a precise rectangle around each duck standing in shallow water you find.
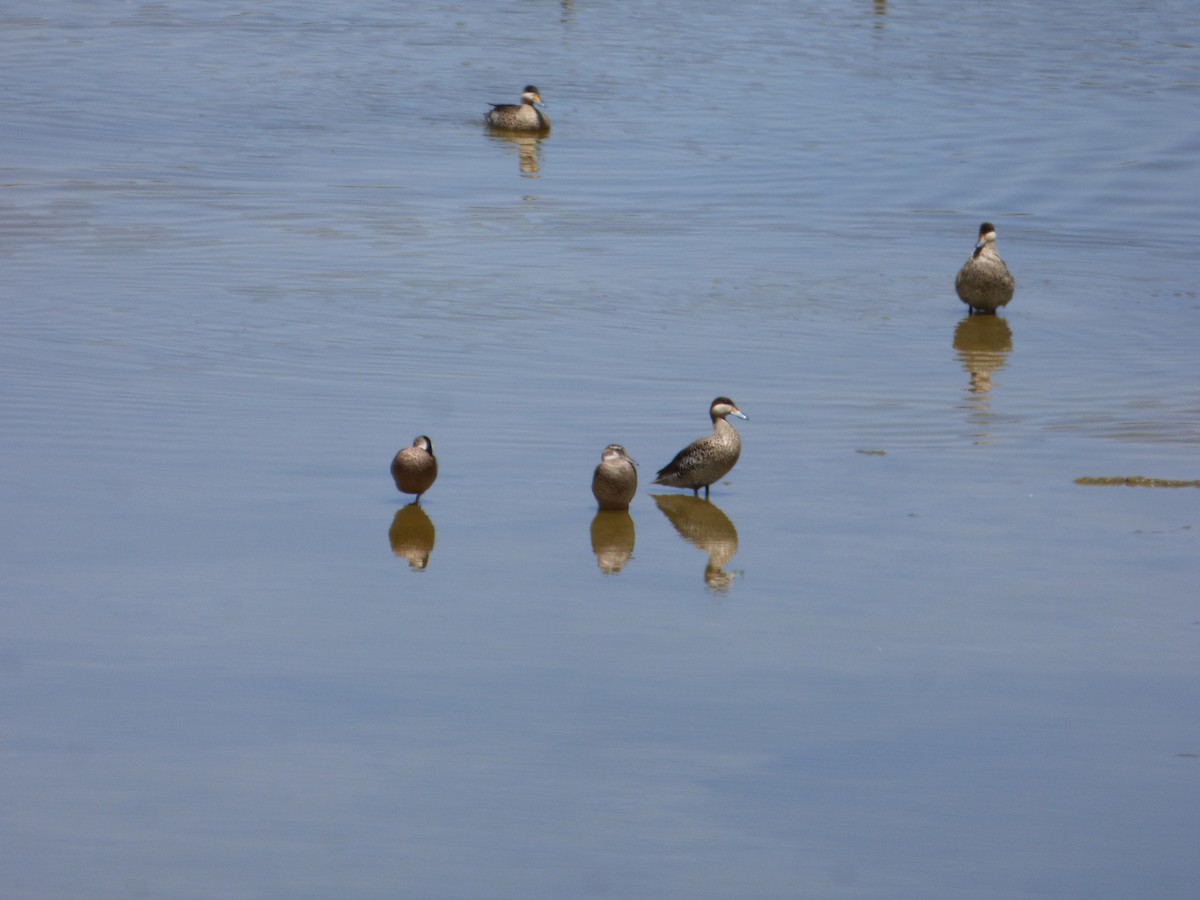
[391,435,438,503]
[485,85,551,132]
[955,221,1016,314]
[653,397,747,498]
[591,444,638,511]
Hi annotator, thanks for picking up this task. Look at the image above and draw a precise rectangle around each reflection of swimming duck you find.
[487,130,545,176]
[654,397,747,498]
[955,221,1015,314]
[485,85,551,132]
[591,444,638,511]
[390,435,438,503]
[388,504,436,571]
[652,494,739,592]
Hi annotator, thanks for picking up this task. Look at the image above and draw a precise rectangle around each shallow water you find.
[2,1,1199,897]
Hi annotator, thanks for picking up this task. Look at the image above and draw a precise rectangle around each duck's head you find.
[974,221,998,252]
[412,435,435,454]
[710,397,748,421]
[602,444,637,466]
[521,85,545,107]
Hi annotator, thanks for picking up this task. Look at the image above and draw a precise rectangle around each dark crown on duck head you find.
[711,397,745,418]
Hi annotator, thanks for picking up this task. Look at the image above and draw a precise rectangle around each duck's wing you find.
[655,440,703,481]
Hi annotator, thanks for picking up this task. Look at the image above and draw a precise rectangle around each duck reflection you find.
[954,313,1013,395]
[388,504,435,571]
[589,510,636,575]
[486,131,547,177]
[953,313,1014,440]
[652,494,740,592]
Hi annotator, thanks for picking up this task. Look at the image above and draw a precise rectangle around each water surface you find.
[2,2,1198,898]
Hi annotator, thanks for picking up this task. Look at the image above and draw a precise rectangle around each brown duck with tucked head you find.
[391,435,438,503]
[591,444,638,511]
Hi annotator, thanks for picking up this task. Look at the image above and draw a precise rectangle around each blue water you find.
[2,2,1198,897]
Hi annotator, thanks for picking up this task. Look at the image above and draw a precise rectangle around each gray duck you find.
[653,397,747,498]
[955,221,1015,314]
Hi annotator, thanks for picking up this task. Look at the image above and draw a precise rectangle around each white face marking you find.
[712,400,746,420]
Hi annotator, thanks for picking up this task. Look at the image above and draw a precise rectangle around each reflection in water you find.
[953,313,1013,441]
[388,504,436,571]
[954,313,1012,394]
[871,0,887,31]
[652,494,740,592]
[486,131,547,177]
[589,510,636,575]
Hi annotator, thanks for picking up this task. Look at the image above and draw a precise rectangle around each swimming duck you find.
[591,444,638,511]
[485,85,551,132]
[653,397,747,498]
[955,221,1015,314]
[391,435,438,503]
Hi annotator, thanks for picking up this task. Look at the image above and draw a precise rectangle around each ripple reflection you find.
[486,131,547,177]
[953,313,1014,443]
[652,494,740,592]
[388,504,436,571]
[589,510,636,575]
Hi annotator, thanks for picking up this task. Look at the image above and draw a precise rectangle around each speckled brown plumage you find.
[591,444,638,510]
[485,85,550,132]
[653,397,747,498]
[955,221,1015,314]
[391,435,438,502]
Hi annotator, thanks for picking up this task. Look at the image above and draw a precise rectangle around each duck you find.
[955,221,1016,314]
[485,85,551,132]
[591,444,638,511]
[653,397,747,498]
[391,435,438,503]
